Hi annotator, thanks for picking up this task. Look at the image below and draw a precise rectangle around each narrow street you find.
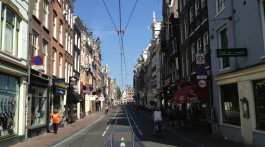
[21,105,247,147]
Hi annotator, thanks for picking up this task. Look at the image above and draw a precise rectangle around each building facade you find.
[208,0,265,146]
[0,0,29,146]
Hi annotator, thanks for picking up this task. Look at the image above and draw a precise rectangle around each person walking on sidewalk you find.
[105,105,109,115]
[51,109,61,134]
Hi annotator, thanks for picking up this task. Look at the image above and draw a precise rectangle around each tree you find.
[116,87,122,100]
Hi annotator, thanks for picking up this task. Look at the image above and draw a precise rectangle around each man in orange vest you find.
[51,109,61,134]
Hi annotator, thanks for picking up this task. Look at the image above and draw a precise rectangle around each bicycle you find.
[153,121,163,136]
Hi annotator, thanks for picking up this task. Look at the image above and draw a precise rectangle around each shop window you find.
[220,83,241,126]
[219,26,230,69]
[0,73,19,137]
[254,79,265,131]
[31,86,47,127]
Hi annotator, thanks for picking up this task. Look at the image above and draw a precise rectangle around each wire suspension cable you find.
[124,0,139,31]
[102,0,118,31]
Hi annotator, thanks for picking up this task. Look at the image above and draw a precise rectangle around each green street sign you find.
[216,48,247,57]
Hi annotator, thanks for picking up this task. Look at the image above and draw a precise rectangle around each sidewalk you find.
[10,111,105,147]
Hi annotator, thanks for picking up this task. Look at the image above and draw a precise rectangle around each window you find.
[201,0,206,8]
[191,43,196,62]
[42,39,48,74]
[59,20,63,44]
[70,37,73,55]
[203,32,209,53]
[190,6,195,22]
[0,6,20,56]
[197,38,202,53]
[59,54,63,78]
[195,0,200,16]
[53,12,57,39]
[43,0,48,28]
[221,83,241,126]
[219,27,230,69]
[216,0,225,13]
[0,73,19,136]
[65,31,68,52]
[33,0,39,18]
[32,30,39,59]
[254,79,265,131]
[31,86,47,127]
[75,31,77,46]
[186,49,189,76]
[74,50,78,71]
[184,18,188,39]
[52,48,56,76]
[65,61,68,82]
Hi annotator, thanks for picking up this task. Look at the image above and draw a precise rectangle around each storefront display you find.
[0,73,18,137]
[30,86,47,127]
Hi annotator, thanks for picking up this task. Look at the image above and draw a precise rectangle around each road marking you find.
[102,131,107,136]
[106,125,110,130]
[53,115,105,147]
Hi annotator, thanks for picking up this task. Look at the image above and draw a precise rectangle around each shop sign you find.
[216,48,247,57]
[54,86,66,95]
[69,76,77,85]
[53,78,66,88]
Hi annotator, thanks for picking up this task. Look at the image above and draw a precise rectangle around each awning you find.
[172,84,209,104]
[67,91,83,104]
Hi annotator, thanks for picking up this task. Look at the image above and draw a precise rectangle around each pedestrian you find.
[105,105,109,115]
[50,109,61,134]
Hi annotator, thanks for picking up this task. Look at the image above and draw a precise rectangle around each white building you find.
[0,0,29,146]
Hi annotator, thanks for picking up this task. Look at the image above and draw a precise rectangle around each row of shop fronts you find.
[0,71,104,146]
[135,64,265,146]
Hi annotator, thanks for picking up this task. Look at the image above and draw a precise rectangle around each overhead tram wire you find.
[102,0,140,90]
[124,0,139,31]
[118,0,124,91]
[119,0,139,89]
[102,0,118,31]
[121,0,139,87]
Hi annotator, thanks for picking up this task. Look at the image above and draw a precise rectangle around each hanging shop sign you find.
[216,48,247,57]
[69,76,77,85]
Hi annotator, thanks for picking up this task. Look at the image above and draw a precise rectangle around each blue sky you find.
[74,0,162,90]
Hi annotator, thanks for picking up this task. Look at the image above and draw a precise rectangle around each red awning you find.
[172,84,209,104]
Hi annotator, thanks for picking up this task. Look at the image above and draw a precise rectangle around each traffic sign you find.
[196,53,205,64]
[198,80,207,88]
[32,65,43,70]
[197,75,207,79]
[196,65,206,75]
[32,55,43,65]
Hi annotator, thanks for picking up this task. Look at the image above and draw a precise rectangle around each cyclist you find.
[153,107,163,135]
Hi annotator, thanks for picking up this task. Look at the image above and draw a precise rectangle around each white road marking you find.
[102,131,106,136]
